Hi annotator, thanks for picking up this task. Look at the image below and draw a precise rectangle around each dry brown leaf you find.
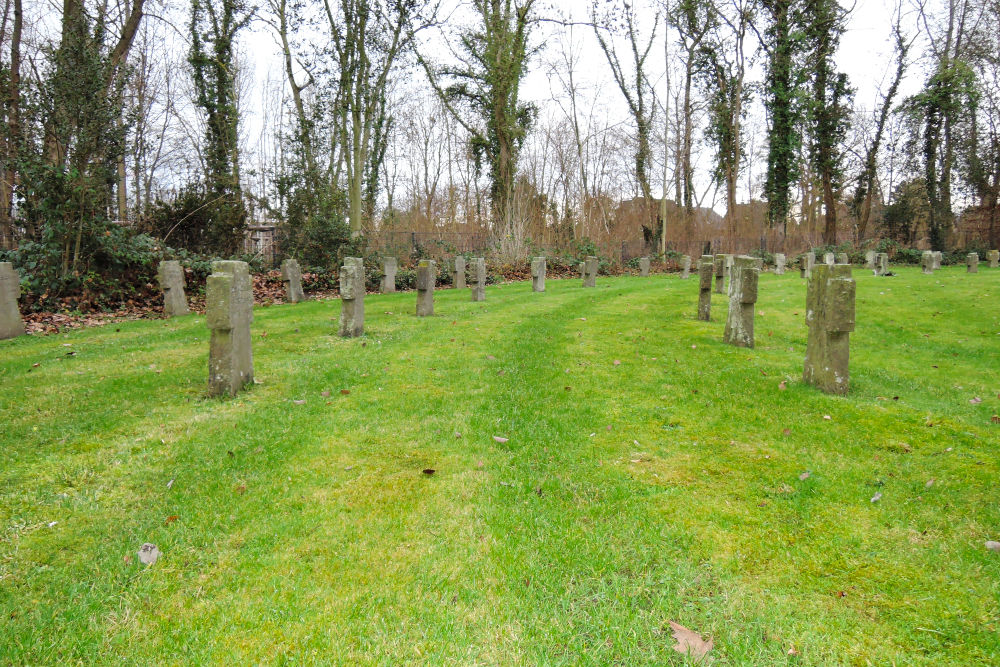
[669,621,713,661]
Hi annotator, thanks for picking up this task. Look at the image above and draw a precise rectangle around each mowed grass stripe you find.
[1,268,998,663]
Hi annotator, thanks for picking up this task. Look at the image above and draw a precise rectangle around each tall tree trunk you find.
[1,0,21,248]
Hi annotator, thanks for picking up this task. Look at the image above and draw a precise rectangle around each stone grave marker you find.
[836,253,849,265]
[639,256,650,277]
[452,257,467,289]
[206,261,253,397]
[988,250,999,268]
[680,255,691,279]
[922,251,934,274]
[803,263,856,395]
[967,252,979,273]
[697,255,713,322]
[157,260,190,318]
[865,250,876,269]
[775,253,786,275]
[416,260,436,316]
[531,257,546,292]
[875,253,889,276]
[723,256,759,348]
[0,262,25,340]
[470,257,486,302]
[932,251,942,270]
[380,257,397,293]
[713,254,726,294]
[339,257,365,337]
[799,253,814,279]
[583,256,598,288]
[280,259,306,303]
[823,252,836,266]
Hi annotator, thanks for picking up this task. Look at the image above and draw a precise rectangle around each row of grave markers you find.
[697,253,855,394]
[2,246,998,397]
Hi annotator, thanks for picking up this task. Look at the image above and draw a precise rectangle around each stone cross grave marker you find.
[416,260,435,316]
[583,256,598,288]
[875,253,889,276]
[723,255,759,348]
[713,254,726,294]
[531,257,546,292]
[206,261,254,397]
[0,262,25,340]
[452,256,467,289]
[470,257,486,301]
[922,251,934,274]
[799,253,814,279]
[698,255,714,321]
[157,260,190,318]
[865,250,876,269]
[381,257,397,293]
[803,264,856,395]
[339,257,365,337]
[280,259,306,303]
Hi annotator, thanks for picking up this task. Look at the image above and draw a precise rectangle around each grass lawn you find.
[1,266,999,664]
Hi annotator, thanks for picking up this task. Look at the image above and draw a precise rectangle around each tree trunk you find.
[1,0,21,248]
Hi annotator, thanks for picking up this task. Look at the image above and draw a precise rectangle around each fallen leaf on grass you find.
[992,415,1000,424]
[321,391,330,398]
[668,621,713,661]
[613,360,621,366]
[486,355,496,361]
[422,469,436,475]
[871,492,882,503]
[986,541,1000,552]
[779,381,787,391]
[969,397,983,404]
[293,400,306,405]
[493,436,508,443]
[799,472,810,481]
[926,479,935,488]
[166,478,174,489]
[823,415,832,421]
[164,515,179,525]
[234,484,246,495]
[340,389,351,395]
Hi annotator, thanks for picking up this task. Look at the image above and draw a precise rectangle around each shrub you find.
[144,183,248,257]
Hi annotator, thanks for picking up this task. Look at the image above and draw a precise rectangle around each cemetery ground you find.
[1,267,998,665]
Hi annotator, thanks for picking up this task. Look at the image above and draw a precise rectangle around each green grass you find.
[1,266,998,664]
